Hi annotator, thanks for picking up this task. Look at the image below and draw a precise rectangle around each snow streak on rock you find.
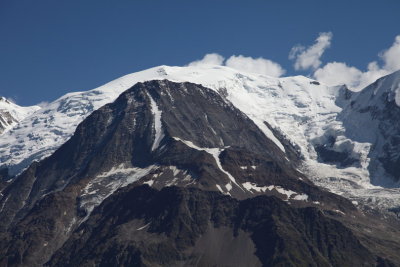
[173,137,244,191]
[242,182,308,201]
[146,92,164,151]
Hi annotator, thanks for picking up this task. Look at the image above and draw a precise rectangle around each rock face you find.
[46,185,381,267]
[0,80,399,266]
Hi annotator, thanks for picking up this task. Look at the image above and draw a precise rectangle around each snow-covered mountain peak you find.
[0,65,336,176]
[2,65,400,210]
[353,69,400,107]
[333,69,400,188]
[0,97,40,135]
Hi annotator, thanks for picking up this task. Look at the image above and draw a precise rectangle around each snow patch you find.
[146,92,164,151]
[136,222,151,231]
[334,209,346,215]
[242,182,308,201]
[275,187,297,199]
[216,184,224,193]
[292,194,309,201]
[242,182,271,193]
[169,166,180,176]
[143,180,154,186]
[65,217,77,234]
[225,183,232,191]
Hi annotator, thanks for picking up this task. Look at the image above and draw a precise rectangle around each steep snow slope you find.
[0,97,40,134]
[1,65,400,209]
[336,71,400,187]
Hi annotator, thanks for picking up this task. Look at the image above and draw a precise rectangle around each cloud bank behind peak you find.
[188,53,286,77]
[187,33,400,91]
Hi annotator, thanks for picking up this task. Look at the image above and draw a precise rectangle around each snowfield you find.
[1,65,400,210]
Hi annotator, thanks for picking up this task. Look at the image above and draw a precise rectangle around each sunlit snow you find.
[146,92,164,151]
[241,182,308,201]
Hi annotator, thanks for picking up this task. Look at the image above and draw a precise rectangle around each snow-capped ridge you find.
[356,69,400,106]
[0,97,40,135]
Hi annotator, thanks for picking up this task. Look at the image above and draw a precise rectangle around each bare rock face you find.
[46,185,381,267]
[0,80,398,266]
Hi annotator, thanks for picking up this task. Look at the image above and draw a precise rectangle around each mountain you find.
[1,65,334,178]
[310,70,400,208]
[0,97,40,135]
[46,186,385,267]
[0,80,399,266]
[338,70,400,186]
[1,65,400,210]
[0,80,351,231]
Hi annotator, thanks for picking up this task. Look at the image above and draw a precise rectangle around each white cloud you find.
[289,32,332,71]
[225,55,285,77]
[313,62,362,88]
[187,53,285,77]
[313,35,400,91]
[187,34,400,90]
[188,53,225,66]
[37,101,50,108]
[381,35,400,72]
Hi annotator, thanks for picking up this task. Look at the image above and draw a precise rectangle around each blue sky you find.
[1,0,400,106]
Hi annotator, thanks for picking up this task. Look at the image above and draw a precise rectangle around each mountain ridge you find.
[1,65,400,211]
